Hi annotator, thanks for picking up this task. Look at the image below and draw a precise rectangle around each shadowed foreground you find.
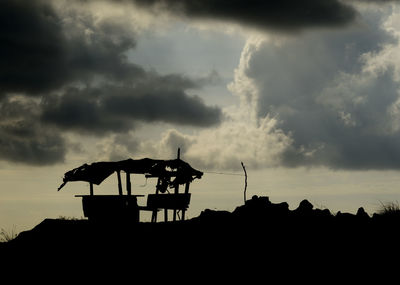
[2,196,400,277]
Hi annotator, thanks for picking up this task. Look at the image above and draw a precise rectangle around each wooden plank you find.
[145,173,178,178]
[74,195,145,197]
[75,194,144,197]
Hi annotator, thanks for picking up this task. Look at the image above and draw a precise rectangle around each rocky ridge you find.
[2,195,400,273]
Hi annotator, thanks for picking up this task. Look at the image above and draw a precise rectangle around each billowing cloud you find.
[2,0,399,169]
[0,0,222,165]
[98,105,292,171]
[131,0,357,31]
[102,5,400,171]
[229,6,400,170]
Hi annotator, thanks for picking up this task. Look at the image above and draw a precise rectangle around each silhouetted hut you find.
[58,151,203,222]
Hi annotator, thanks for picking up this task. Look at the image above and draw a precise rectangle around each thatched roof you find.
[57,158,203,191]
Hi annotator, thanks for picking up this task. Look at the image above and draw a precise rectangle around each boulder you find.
[314,208,332,218]
[234,196,267,218]
[269,201,290,217]
[293,199,314,217]
[298,199,313,211]
[335,211,357,223]
[245,195,271,207]
[356,207,369,219]
[199,209,232,222]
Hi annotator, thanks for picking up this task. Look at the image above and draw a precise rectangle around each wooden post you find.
[117,171,123,196]
[151,178,161,223]
[241,162,247,204]
[89,182,94,196]
[173,183,179,221]
[151,211,157,223]
[173,148,181,221]
[155,177,160,194]
[181,182,190,221]
[126,172,131,196]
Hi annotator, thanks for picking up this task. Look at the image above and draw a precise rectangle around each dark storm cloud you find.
[0,0,146,95]
[40,88,132,135]
[239,8,400,170]
[102,88,222,127]
[0,0,223,165]
[0,0,67,94]
[41,84,222,135]
[132,0,357,31]
[0,121,66,166]
[0,98,66,165]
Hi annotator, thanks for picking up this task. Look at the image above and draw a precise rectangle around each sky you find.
[3,0,400,232]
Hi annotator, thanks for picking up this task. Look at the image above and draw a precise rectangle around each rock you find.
[298,199,314,211]
[314,208,332,218]
[293,199,314,217]
[199,209,232,223]
[233,196,291,222]
[233,195,272,220]
[356,207,369,219]
[269,201,289,214]
[335,211,357,222]
[245,195,271,207]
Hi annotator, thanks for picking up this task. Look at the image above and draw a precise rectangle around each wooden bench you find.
[139,193,191,222]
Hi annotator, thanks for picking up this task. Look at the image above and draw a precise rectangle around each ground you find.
[1,196,399,278]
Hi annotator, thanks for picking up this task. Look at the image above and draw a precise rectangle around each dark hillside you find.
[2,196,400,276]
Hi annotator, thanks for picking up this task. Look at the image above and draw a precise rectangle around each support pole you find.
[152,178,161,223]
[173,148,181,221]
[117,171,123,196]
[89,182,93,196]
[174,182,179,222]
[155,177,160,195]
[151,211,157,223]
[164,209,168,222]
[241,162,247,204]
[180,182,190,221]
[126,172,131,196]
